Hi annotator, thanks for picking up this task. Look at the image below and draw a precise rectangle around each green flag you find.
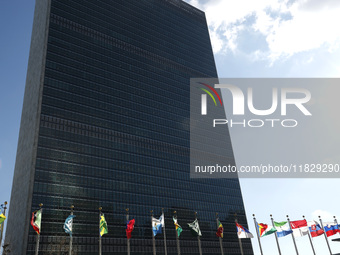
[274,221,287,227]
[0,214,6,224]
[257,222,277,237]
[100,214,108,236]
[188,219,202,236]
[173,216,183,237]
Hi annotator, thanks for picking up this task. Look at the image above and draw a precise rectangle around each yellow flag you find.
[100,214,108,236]
[0,214,6,224]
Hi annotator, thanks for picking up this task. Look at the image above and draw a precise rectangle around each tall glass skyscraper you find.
[5,0,253,254]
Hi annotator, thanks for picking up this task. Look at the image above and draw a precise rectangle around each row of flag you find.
[236,219,340,239]
[7,206,340,255]
[236,216,340,255]
[31,210,221,239]
[28,208,218,255]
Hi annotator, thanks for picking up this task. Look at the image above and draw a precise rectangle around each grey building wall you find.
[4,0,51,254]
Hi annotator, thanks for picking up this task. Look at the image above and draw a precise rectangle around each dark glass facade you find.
[8,0,252,254]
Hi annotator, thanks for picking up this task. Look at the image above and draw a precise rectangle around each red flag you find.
[324,223,340,237]
[126,219,135,239]
[308,221,324,237]
[216,220,223,238]
[290,219,307,229]
[30,212,40,234]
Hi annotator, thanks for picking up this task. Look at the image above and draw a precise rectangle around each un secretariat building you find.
[5,0,253,254]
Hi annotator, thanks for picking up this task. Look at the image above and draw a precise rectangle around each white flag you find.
[64,215,75,236]
[152,215,163,236]
[159,213,165,227]
[188,219,202,236]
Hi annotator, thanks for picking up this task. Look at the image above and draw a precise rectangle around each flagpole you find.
[235,214,244,255]
[174,211,181,255]
[99,207,102,255]
[302,215,315,255]
[334,216,340,233]
[162,208,168,255]
[286,215,299,255]
[0,201,7,249]
[35,203,43,255]
[151,210,157,255]
[270,214,282,255]
[126,208,130,255]
[252,214,263,255]
[319,215,332,255]
[216,213,224,255]
[69,205,74,255]
[195,212,203,255]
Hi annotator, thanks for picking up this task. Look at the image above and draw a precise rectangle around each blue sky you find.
[184,0,340,254]
[1,0,340,254]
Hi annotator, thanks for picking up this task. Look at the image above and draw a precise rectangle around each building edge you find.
[5,0,51,253]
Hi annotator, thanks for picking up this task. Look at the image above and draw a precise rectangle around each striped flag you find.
[274,221,293,237]
[323,222,340,237]
[236,223,253,238]
[308,221,324,237]
[100,214,108,236]
[216,220,223,238]
[173,217,182,237]
[290,219,309,237]
[64,215,75,236]
[257,222,277,237]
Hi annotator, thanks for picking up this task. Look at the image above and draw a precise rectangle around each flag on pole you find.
[63,215,76,236]
[236,223,254,238]
[216,220,223,238]
[100,214,108,236]
[308,221,324,237]
[0,205,6,225]
[159,213,165,227]
[257,223,277,237]
[31,209,42,234]
[173,217,182,237]
[126,219,135,239]
[323,222,340,237]
[274,221,293,237]
[0,214,5,225]
[290,219,309,237]
[152,214,163,236]
[188,219,202,237]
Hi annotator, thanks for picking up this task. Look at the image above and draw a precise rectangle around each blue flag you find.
[308,221,324,237]
[64,215,76,236]
[324,223,340,237]
[274,221,293,237]
[152,214,163,236]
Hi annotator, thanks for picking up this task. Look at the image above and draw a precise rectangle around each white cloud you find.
[185,0,340,63]
[311,209,334,222]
